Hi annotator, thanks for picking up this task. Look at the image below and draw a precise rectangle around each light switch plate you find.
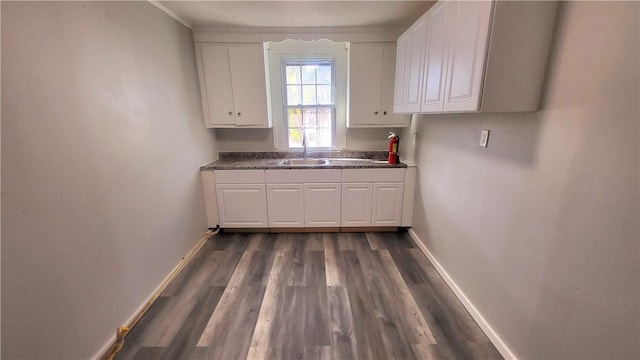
[480,129,490,147]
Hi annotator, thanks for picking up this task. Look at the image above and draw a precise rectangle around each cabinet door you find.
[443,1,493,112]
[404,15,428,113]
[304,183,341,227]
[381,44,410,126]
[228,45,269,127]
[393,32,409,113]
[341,183,373,226]
[421,1,451,112]
[267,184,304,227]
[200,45,236,126]
[372,183,404,226]
[216,184,268,228]
[349,43,383,126]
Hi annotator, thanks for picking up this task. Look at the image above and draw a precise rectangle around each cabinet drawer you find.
[266,169,341,183]
[342,168,405,182]
[215,170,265,184]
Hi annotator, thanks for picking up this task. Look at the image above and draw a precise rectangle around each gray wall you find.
[402,2,639,358]
[1,2,217,359]
[215,127,403,152]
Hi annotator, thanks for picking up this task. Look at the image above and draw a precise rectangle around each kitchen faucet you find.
[302,129,308,159]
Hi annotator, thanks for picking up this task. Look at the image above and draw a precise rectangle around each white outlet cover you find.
[480,129,490,147]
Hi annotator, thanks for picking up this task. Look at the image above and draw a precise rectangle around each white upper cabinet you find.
[349,43,410,127]
[393,34,408,113]
[421,1,452,112]
[394,0,557,114]
[404,17,428,113]
[442,1,492,112]
[196,43,271,128]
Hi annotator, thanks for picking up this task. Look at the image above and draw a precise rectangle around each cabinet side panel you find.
[201,171,219,228]
[381,44,410,126]
[401,166,416,227]
[393,32,409,113]
[195,46,213,127]
[481,1,558,112]
[405,16,428,112]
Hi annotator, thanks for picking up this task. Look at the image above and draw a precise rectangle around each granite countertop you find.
[200,151,407,170]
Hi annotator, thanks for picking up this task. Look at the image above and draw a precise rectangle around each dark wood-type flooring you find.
[116,232,502,360]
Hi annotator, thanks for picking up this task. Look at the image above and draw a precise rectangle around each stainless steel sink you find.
[279,158,328,166]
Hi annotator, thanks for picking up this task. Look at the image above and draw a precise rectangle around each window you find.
[283,60,335,149]
[265,39,348,150]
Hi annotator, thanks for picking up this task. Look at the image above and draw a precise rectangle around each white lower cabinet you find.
[265,169,341,228]
[205,168,412,229]
[266,184,304,227]
[341,168,405,227]
[372,183,404,226]
[304,183,341,227]
[342,183,373,226]
[214,170,268,228]
[215,184,268,227]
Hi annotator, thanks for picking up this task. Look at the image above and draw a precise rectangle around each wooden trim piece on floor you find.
[94,229,218,360]
[221,227,398,233]
[271,227,340,233]
[222,228,272,233]
[407,229,518,360]
[340,226,398,232]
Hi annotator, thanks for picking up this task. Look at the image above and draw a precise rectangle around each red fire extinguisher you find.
[388,132,400,164]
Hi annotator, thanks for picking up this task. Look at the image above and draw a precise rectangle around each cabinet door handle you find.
[228,111,233,116]
[374,111,379,115]
[383,111,387,115]
[237,112,241,116]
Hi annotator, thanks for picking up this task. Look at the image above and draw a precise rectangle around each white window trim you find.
[282,59,335,150]
[266,39,348,151]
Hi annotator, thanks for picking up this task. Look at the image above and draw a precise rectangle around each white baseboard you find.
[407,229,518,360]
[91,230,216,360]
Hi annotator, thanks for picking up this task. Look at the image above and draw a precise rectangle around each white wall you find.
[403,1,639,358]
[1,2,217,359]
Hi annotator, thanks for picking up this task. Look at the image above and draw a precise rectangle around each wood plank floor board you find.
[303,251,331,348]
[338,250,392,360]
[303,346,333,360]
[392,248,490,344]
[204,285,266,360]
[354,247,418,359]
[115,296,172,360]
[131,346,166,360]
[162,286,225,360]
[116,232,503,360]
[326,286,357,360]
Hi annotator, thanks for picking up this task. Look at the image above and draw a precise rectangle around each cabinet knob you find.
[228,111,233,116]
[237,112,241,116]
[383,111,387,115]
[374,111,379,115]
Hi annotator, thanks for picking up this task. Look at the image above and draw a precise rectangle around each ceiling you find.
[158,1,434,28]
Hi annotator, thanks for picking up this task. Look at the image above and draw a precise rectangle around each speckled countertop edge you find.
[200,151,407,170]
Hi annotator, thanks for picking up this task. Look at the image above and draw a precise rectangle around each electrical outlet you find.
[479,129,490,147]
